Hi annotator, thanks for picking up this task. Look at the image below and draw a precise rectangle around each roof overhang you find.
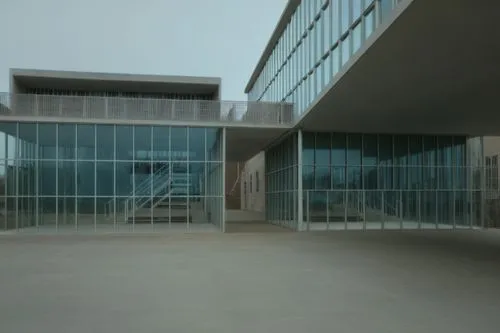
[298,0,500,136]
[10,69,221,98]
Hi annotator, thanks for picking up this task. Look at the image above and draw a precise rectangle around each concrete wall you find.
[225,161,241,210]
[241,152,265,212]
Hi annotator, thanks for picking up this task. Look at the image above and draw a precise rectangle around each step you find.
[127,216,193,224]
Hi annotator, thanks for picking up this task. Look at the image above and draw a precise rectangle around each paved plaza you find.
[1,229,500,332]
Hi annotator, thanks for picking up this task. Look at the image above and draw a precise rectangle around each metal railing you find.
[0,93,295,126]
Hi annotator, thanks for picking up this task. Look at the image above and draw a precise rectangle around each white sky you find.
[1,0,287,101]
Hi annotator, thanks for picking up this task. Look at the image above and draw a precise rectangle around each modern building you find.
[241,0,500,231]
[2,0,500,233]
[0,69,292,232]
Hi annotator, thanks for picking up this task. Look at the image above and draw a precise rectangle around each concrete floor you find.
[1,230,500,333]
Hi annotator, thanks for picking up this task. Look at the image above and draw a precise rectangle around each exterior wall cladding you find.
[242,0,488,231]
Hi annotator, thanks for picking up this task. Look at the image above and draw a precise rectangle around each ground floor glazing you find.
[265,131,485,231]
[0,122,225,232]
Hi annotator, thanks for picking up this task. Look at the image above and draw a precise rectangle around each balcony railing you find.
[0,93,295,126]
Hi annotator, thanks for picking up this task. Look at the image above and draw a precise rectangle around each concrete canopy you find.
[298,0,500,136]
[10,69,221,99]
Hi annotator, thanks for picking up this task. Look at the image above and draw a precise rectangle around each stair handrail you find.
[105,163,170,217]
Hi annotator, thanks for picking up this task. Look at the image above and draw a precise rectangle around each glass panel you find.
[315,133,330,165]
[96,162,114,196]
[77,124,95,160]
[152,126,170,161]
[341,0,350,33]
[341,36,350,66]
[58,123,76,160]
[19,123,36,160]
[347,134,362,189]
[189,127,206,162]
[96,125,114,160]
[303,132,315,166]
[38,123,56,160]
[77,161,95,196]
[380,0,393,22]
[39,160,57,196]
[134,126,151,161]
[115,162,133,196]
[116,125,133,160]
[353,0,362,21]
[352,23,362,53]
[58,160,75,196]
[365,9,375,39]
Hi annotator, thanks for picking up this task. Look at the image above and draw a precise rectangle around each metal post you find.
[94,124,97,232]
[35,123,39,231]
[306,190,310,231]
[15,122,19,232]
[297,130,303,231]
[113,125,117,231]
[75,125,78,231]
[326,191,329,231]
[221,127,226,232]
[480,136,485,229]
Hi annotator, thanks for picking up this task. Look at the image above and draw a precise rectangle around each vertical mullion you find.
[113,125,117,231]
[55,124,59,231]
[74,125,78,231]
[187,127,190,231]
[15,122,19,231]
[94,124,97,232]
[221,127,226,232]
[35,123,40,230]
[150,126,154,228]
[132,125,135,231]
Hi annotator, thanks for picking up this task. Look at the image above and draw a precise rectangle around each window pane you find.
[352,0,362,21]
[152,126,170,161]
[315,133,330,165]
[116,126,133,160]
[331,133,346,165]
[77,161,95,196]
[96,125,114,160]
[134,126,151,161]
[189,127,206,161]
[58,124,76,160]
[353,23,362,53]
[365,9,375,39]
[341,0,350,33]
[341,37,350,66]
[39,123,57,160]
[77,124,95,160]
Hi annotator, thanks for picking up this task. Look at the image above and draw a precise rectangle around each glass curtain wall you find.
[0,122,224,232]
[248,0,379,115]
[265,133,299,230]
[302,132,483,231]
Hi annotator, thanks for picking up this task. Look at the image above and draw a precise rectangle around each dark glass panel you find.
[134,126,151,161]
[116,126,133,160]
[76,161,95,196]
[96,125,114,160]
[77,124,95,160]
[96,162,114,196]
[152,126,170,161]
[58,123,76,160]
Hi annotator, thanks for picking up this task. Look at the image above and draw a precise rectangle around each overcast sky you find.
[1,0,287,101]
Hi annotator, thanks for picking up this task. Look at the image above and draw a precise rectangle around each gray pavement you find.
[1,230,500,333]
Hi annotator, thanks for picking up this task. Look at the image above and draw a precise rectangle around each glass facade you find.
[0,122,225,232]
[248,0,403,116]
[266,131,485,231]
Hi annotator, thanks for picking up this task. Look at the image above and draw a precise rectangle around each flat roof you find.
[244,0,300,94]
[10,68,221,96]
